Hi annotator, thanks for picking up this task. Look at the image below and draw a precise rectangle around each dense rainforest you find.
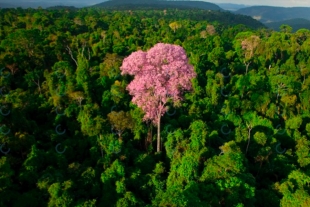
[1,6,310,207]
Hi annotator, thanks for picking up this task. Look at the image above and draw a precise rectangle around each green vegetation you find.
[1,6,310,207]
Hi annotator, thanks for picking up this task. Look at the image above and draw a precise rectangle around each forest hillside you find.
[91,0,223,11]
[265,18,310,32]
[235,6,310,23]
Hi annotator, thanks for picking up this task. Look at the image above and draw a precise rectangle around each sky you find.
[211,0,310,7]
[2,0,310,8]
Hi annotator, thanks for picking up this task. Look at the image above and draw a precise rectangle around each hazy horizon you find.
[1,0,310,8]
[212,0,310,7]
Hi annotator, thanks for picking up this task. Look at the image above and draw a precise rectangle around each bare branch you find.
[66,45,78,67]
[245,122,253,154]
[81,42,86,57]
[32,78,41,94]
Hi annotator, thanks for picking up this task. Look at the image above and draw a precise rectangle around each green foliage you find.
[278,170,310,207]
[0,6,309,206]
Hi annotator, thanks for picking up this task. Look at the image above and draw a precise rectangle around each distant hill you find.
[216,3,249,11]
[0,1,88,8]
[46,6,78,10]
[265,18,310,32]
[0,3,16,8]
[235,6,310,23]
[91,0,223,11]
[89,1,265,30]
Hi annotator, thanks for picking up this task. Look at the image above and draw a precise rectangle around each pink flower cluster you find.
[120,43,196,125]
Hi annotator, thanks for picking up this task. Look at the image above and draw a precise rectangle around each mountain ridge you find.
[235,6,310,23]
[216,3,249,11]
[90,0,223,11]
[265,18,310,31]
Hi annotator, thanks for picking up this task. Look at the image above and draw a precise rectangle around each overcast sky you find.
[3,0,310,7]
[212,0,310,7]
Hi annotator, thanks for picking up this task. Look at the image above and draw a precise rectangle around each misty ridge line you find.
[2,0,310,9]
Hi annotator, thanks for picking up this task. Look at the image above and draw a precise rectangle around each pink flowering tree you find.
[120,43,196,152]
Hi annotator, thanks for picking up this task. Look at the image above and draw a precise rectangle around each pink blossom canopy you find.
[120,43,196,125]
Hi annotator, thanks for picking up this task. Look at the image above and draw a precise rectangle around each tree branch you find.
[66,45,78,67]
[32,78,41,94]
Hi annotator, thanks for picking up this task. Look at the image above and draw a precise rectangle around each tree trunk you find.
[145,124,152,151]
[246,124,252,154]
[245,61,251,75]
[38,82,41,94]
[303,75,305,85]
[157,114,161,152]
[99,134,103,158]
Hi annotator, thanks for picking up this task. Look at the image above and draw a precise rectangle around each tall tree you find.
[234,32,260,74]
[120,43,196,152]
